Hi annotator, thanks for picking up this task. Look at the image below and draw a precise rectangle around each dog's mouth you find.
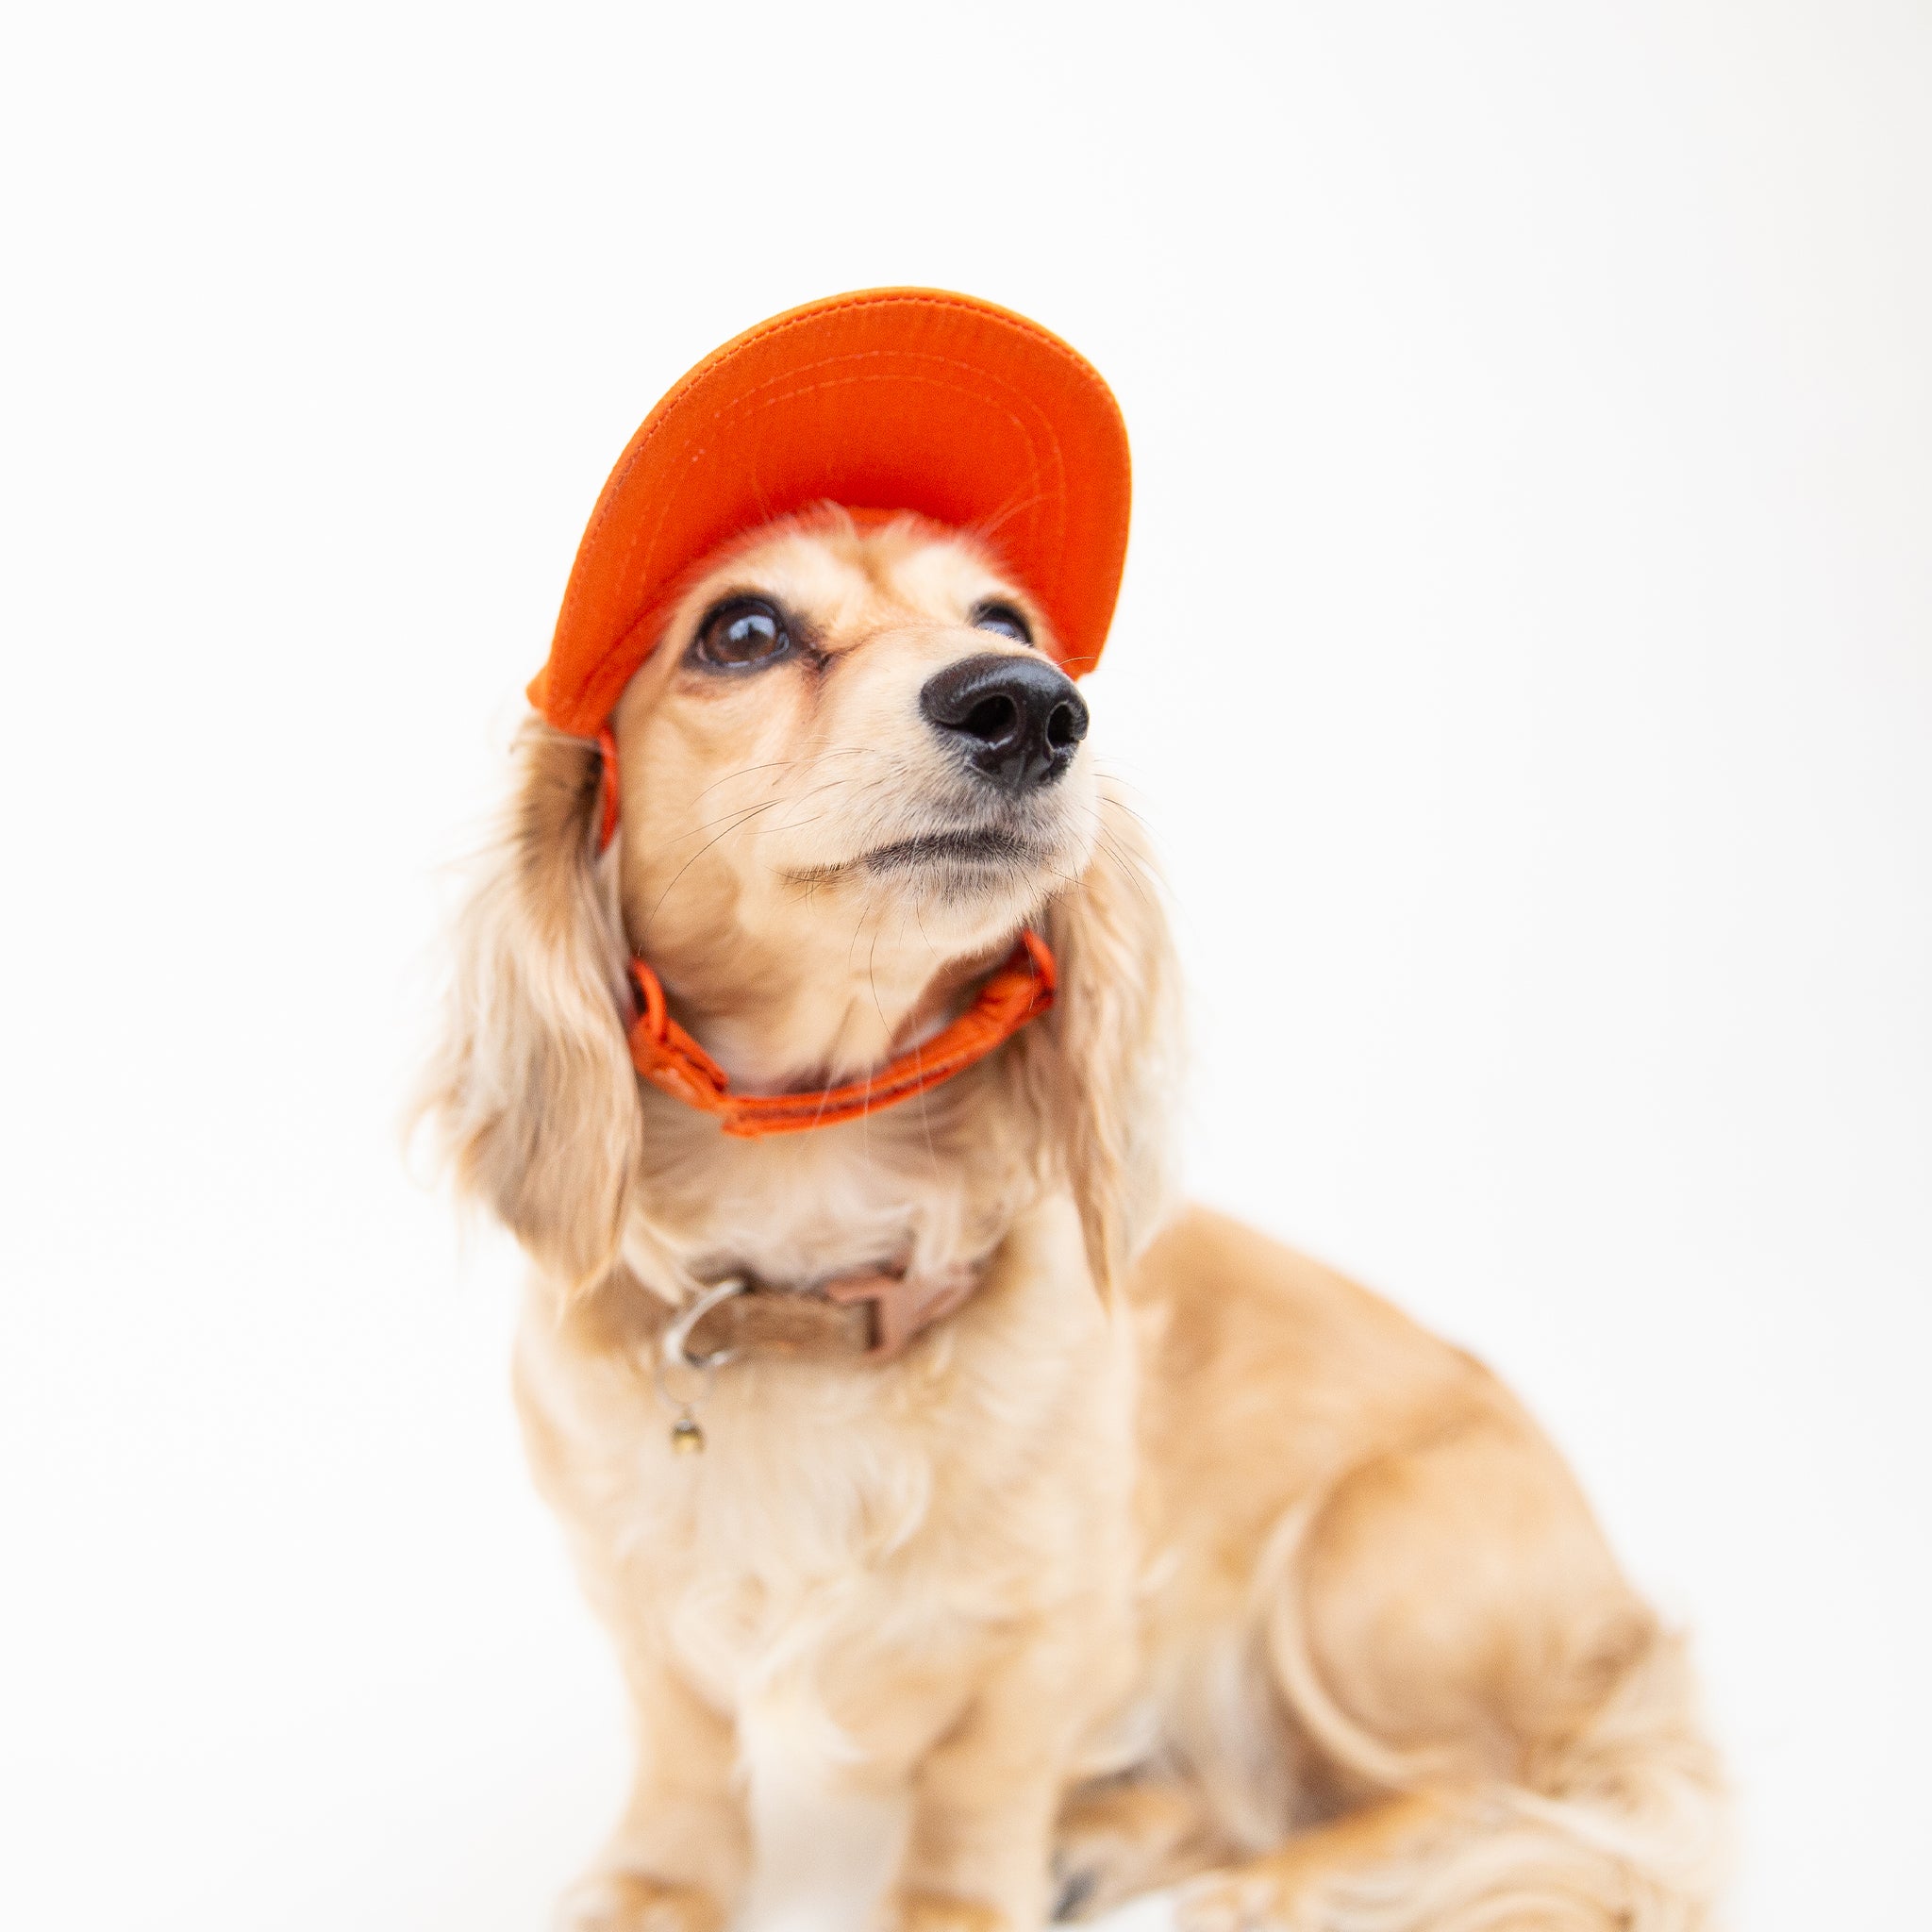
[862,828,1044,873]
[783,825,1051,889]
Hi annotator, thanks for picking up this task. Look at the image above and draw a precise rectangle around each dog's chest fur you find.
[625,1069,1043,1294]
[517,1190,1138,1751]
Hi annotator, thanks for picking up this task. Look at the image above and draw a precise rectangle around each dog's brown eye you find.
[970,601,1032,646]
[693,596,791,670]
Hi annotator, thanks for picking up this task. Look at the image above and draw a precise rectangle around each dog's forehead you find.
[712,522,1023,641]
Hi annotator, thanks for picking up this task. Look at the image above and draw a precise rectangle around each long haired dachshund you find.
[419,282,1723,1932]
[420,498,1724,1932]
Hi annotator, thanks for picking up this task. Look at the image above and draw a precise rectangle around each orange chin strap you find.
[594,727,1056,1140]
[625,931,1056,1139]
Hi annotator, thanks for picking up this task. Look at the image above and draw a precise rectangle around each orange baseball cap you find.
[526,288,1132,738]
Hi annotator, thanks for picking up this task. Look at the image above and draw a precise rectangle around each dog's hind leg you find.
[1178,1407,1725,1932]
[1176,1790,1448,1932]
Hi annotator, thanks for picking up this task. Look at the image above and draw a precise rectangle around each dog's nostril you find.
[961,695,1019,743]
[1045,701,1084,751]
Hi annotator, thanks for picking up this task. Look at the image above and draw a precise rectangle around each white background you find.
[3,4,1926,1926]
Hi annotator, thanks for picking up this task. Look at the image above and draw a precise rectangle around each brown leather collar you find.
[670,1262,980,1368]
[645,1265,982,1451]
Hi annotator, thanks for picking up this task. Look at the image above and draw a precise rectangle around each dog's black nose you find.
[919,653,1090,790]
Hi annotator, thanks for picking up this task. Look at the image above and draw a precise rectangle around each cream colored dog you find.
[423,509,1724,1932]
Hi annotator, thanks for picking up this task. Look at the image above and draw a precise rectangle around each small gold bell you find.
[670,1415,706,1455]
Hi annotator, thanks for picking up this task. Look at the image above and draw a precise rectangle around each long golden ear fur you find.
[416,724,639,1290]
[1031,791,1184,1298]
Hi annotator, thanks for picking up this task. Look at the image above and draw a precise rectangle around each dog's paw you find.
[883,1889,1008,1932]
[1050,1825,1133,1922]
[1176,1869,1283,1932]
[1180,1855,1339,1932]
[554,1873,724,1932]
[1052,1781,1216,1920]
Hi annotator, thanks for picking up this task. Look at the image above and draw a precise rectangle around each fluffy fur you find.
[420,510,1724,1932]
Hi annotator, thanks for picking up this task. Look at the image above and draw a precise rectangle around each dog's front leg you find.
[884,1617,1116,1932]
[556,1642,749,1932]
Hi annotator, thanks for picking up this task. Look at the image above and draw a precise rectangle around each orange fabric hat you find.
[527,288,1131,737]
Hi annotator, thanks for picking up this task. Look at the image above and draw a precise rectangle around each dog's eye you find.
[692,596,791,670]
[970,601,1033,646]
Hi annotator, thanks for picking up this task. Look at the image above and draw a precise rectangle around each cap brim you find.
[528,288,1131,737]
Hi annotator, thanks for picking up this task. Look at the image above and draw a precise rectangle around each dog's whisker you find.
[685,756,816,804]
[640,798,782,938]
[686,744,915,811]
[660,793,804,844]
[1092,789,1153,830]
[769,764,912,818]
[673,758,901,845]
[866,919,890,1038]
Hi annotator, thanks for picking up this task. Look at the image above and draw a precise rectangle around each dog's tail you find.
[1253,1486,1728,1932]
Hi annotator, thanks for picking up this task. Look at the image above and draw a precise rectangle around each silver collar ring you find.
[664,1273,749,1370]
[652,1274,749,1455]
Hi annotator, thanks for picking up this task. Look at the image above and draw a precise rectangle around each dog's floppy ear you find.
[1030,792,1183,1300]
[417,724,640,1290]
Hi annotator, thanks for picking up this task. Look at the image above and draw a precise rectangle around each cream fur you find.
[419,512,1724,1932]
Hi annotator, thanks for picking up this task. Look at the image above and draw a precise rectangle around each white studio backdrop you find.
[3,4,1927,1927]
